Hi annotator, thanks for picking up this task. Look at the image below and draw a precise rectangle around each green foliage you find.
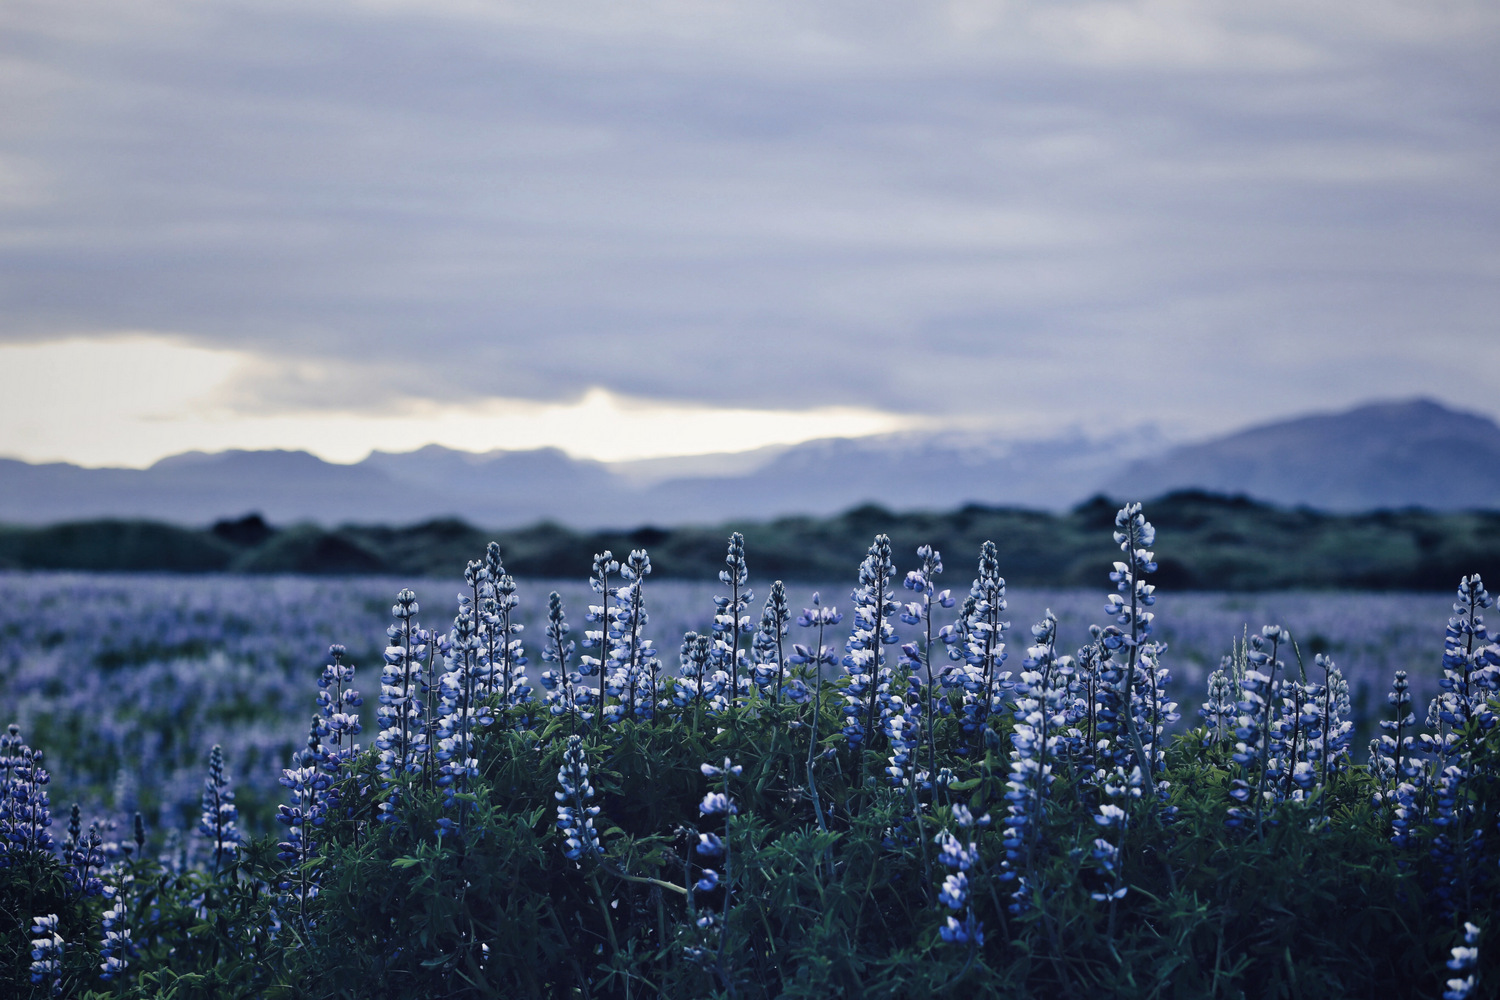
[5,698,1497,998]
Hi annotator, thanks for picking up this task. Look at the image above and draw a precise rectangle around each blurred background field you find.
[0,568,1457,842]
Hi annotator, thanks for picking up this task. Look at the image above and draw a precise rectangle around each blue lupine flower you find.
[793,592,842,828]
[932,824,985,947]
[0,727,53,863]
[66,819,105,898]
[99,887,132,980]
[555,735,603,861]
[1098,502,1162,779]
[676,631,721,716]
[899,545,955,789]
[540,591,589,734]
[1226,626,1290,832]
[484,543,531,709]
[1373,669,1418,812]
[842,535,900,756]
[1305,653,1353,795]
[695,869,720,892]
[696,832,725,858]
[376,589,428,782]
[1200,654,1240,743]
[939,910,985,946]
[1442,921,1481,999]
[602,550,658,724]
[712,534,755,708]
[934,829,979,871]
[996,610,1071,912]
[316,643,363,768]
[199,744,240,873]
[580,551,621,684]
[938,871,968,910]
[29,913,63,995]
[700,791,734,816]
[945,541,1010,742]
[751,581,793,702]
[1439,575,1497,733]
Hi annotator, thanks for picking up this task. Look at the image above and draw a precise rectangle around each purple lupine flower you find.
[29,913,63,996]
[602,550,658,725]
[99,889,131,980]
[1442,921,1481,999]
[751,581,794,703]
[541,591,589,734]
[675,631,720,716]
[1,727,53,862]
[1098,502,1162,780]
[715,533,755,702]
[938,871,969,911]
[939,911,984,946]
[899,545,955,789]
[484,543,531,710]
[947,541,1010,742]
[842,535,899,761]
[695,832,725,858]
[66,820,105,898]
[699,792,733,816]
[198,744,239,873]
[580,551,620,684]
[555,735,603,861]
[1200,655,1240,743]
[316,644,363,775]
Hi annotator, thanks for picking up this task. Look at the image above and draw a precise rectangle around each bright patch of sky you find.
[0,336,912,467]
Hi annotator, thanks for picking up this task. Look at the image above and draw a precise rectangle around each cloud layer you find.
[2,0,1497,454]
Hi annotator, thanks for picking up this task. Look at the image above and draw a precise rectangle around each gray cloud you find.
[1,0,1497,437]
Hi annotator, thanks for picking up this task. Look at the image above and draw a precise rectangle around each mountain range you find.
[1,398,1496,528]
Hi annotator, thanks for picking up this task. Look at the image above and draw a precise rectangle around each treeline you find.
[0,490,1497,590]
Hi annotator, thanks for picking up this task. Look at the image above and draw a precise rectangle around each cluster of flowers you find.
[9,721,162,990]
[7,502,1496,996]
[1373,576,1500,925]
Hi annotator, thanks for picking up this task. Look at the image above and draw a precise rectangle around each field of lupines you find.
[2,504,1497,998]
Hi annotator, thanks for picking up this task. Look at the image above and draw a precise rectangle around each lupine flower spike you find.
[199,744,240,874]
[30,913,63,996]
[555,735,603,861]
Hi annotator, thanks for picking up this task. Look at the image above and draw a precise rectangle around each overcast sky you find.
[1,0,1497,466]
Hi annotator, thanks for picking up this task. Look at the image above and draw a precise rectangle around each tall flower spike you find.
[1441,575,1498,733]
[555,735,603,861]
[376,590,426,782]
[100,883,132,980]
[541,591,586,734]
[316,644,363,783]
[901,545,955,789]
[29,914,63,996]
[199,744,239,873]
[713,533,755,708]
[1378,670,1417,794]
[751,581,795,702]
[933,828,984,947]
[842,534,899,768]
[1442,921,1481,1000]
[1100,502,1160,779]
[485,543,530,709]
[603,549,658,724]
[947,540,1010,745]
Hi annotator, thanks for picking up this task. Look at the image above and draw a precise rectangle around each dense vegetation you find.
[2,490,1498,590]
[2,503,1497,998]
